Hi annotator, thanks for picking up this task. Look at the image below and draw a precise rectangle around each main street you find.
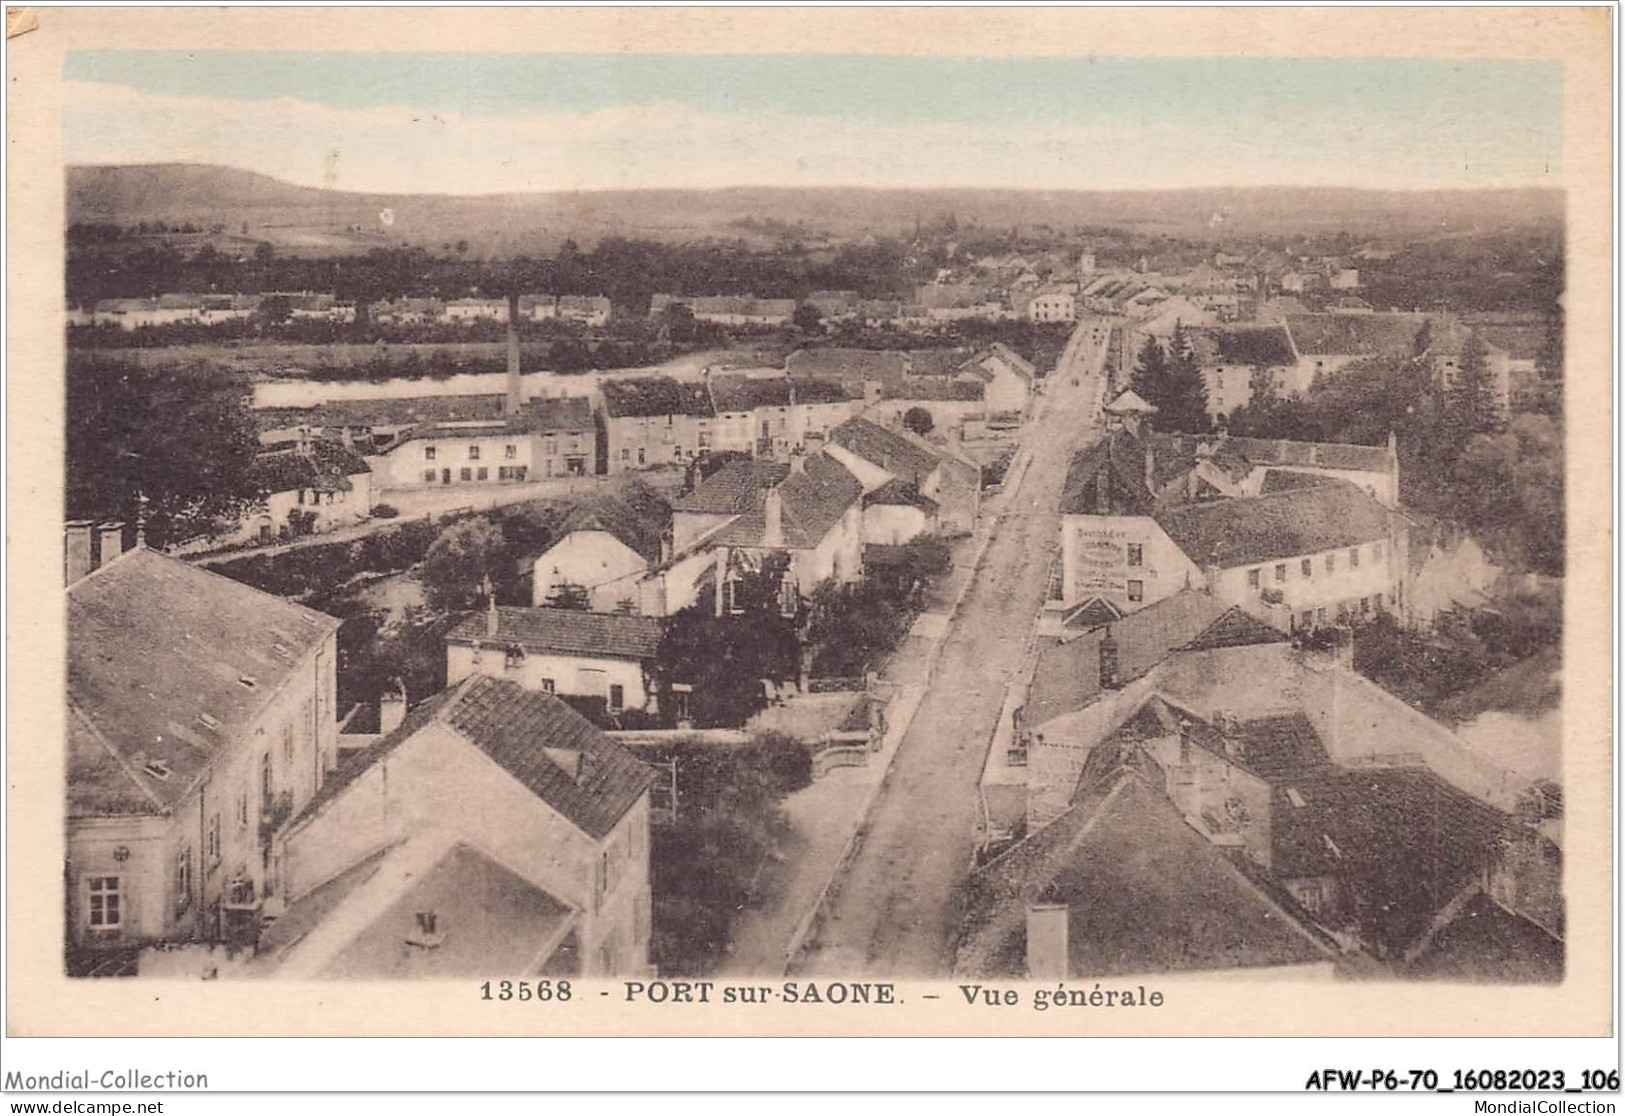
[790,316,1114,977]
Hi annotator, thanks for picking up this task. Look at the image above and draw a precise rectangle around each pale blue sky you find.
[63,51,1564,193]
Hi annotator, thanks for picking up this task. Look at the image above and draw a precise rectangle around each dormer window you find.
[504,645,525,669]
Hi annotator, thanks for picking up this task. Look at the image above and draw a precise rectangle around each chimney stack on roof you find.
[65,521,95,586]
[1099,626,1121,690]
[1025,899,1069,980]
[97,522,126,568]
[763,488,785,549]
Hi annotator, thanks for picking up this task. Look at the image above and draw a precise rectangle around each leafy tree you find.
[65,358,262,549]
[901,406,935,436]
[1445,333,1501,440]
[418,518,515,612]
[654,553,800,727]
[792,301,824,334]
[647,731,811,975]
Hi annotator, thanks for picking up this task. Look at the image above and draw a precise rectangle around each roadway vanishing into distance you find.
[791,315,1113,978]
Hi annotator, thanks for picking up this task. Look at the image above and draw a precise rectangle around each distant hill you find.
[67,163,1565,256]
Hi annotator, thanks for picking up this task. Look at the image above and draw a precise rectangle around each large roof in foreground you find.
[293,675,653,840]
[68,548,341,818]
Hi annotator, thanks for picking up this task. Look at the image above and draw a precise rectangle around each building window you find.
[498,466,511,481]
[505,444,517,459]
[698,432,710,450]
[637,448,646,466]
[609,684,625,713]
[514,466,528,481]
[261,751,274,814]
[237,792,250,829]
[423,469,437,484]
[547,438,558,456]
[1349,547,1360,568]
[460,467,473,482]
[620,448,630,461]
[1127,579,1144,603]
[1246,568,1261,589]
[1126,543,1143,567]
[477,467,489,481]
[539,678,556,694]
[1274,563,1287,582]
[175,847,193,914]
[296,489,306,506]
[86,876,121,929]
[207,814,221,865]
[1325,554,1336,574]
[505,646,525,670]
[1300,610,1314,630]
[469,445,481,460]
[424,445,436,461]
[1301,558,1312,578]
[282,721,294,762]
[1316,607,1327,625]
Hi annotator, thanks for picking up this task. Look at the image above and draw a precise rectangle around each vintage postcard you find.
[4,6,1614,1049]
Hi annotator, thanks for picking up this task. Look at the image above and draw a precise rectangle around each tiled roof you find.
[307,394,509,429]
[447,606,664,661]
[704,454,864,550]
[1175,706,1519,952]
[1406,892,1562,983]
[792,377,858,405]
[1060,597,1125,632]
[785,348,906,384]
[1182,607,1288,651]
[883,377,983,402]
[672,458,790,515]
[1186,325,1297,368]
[1154,479,1401,569]
[708,374,794,414]
[1057,431,1157,516]
[1256,468,1330,496]
[601,376,715,419]
[958,767,1331,979]
[447,677,655,837]
[864,477,939,513]
[552,485,671,564]
[529,396,595,432]
[828,417,940,484]
[1285,313,1426,358]
[294,676,652,840]
[1025,590,1229,727]
[67,549,341,818]
[250,440,371,496]
[1103,389,1158,414]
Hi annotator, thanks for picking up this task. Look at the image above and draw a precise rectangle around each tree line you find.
[66,233,919,310]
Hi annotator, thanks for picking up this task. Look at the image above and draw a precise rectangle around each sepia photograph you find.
[4,5,1614,1068]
